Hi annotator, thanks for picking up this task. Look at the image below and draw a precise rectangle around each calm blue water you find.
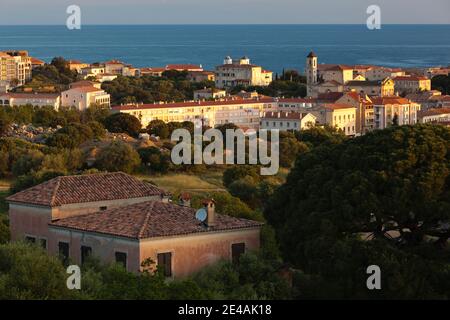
[0,25,449,73]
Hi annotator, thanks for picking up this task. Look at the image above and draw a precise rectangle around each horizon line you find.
[1,23,450,26]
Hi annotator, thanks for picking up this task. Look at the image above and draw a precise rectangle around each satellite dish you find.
[195,208,207,222]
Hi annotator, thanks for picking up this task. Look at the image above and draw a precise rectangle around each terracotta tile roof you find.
[418,107,450,117]
[346,80,387,86]
[371,96,412,105]
[278,97,316,103]
[0,93,59,99]
[112,97,275,111]
[322,103,356,110]
[393,76,429,81]
[30,57,45,65]
[6,172,166,207]
[49,201,263,239]
[67,86,104,93]
[317,92,344,102]
[166,64,203,71]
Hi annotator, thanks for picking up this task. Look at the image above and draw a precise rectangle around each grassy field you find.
[0,179,11,192]
[136,171,227,195]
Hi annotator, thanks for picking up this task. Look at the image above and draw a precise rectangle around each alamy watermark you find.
[66,5,81,30]
[66,265,81,290]
[366,5,381,30]
[366,265,381,290]
[170,120,280,176]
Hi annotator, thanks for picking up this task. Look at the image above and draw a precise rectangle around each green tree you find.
[265,124,450,299]
[146,120,169,139]
[0,242,74,299]
[95,141,141,174]
[104,113,142,137]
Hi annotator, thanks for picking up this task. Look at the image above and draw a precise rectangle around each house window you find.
[232,243,245,264]
[58,242,70,265]
[25,236,36,244]
[157,252,172,277]
[81,246,92,265]
[115,252,127,269]
[40,238,47,249]
[99,206,107,211]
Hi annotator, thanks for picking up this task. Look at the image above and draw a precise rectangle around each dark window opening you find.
[58,242,69,265]
[25,236,36,244]
[81,246,92,265]
[115,252,127,269]
[40,238,47,249]
[232,243,245,264]
[100,206,107,211]
[157,252,172,277]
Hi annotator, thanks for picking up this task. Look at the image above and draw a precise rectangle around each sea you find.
[0,24,449,73]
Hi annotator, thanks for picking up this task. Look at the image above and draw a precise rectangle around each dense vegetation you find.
[102,72,214,105]
[0,242,290,300]
[265,124,450,298]
[431,74,450,95]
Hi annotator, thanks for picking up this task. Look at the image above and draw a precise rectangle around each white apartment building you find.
[61,86,110,111]
[418,108,450,125]
[260,111,316,131]
[0,93,61,109]
[215,56,273,89]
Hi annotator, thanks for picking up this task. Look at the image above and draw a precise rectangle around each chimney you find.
[203,199,216,227]
[178,192,191,207]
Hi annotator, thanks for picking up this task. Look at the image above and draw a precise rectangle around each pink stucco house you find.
[7,172,263,277]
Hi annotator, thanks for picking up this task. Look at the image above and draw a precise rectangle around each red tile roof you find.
[166,64,203,71]
[0,93,59,99]
[418,108,450,117]
[6,172,166,207]
[112,97,275,111]
[371,96,412,105]
[30,57,45,65]
[317,92,344,102]
[322,103,356,110]
[393,76,429,81]
[49,200,263,239]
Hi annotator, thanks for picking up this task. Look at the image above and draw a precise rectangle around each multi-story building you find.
[194,88,227,100]
[371,97,420,129]
[345,78,395,97]
[0,50,32,87]
[335,92,374,135]
[311,104,357,136]
[405,90,444,110]
[61,84,110,110]
[140,67,166,77]
[187,71,215,82]
[393,75,431,95]
[7,172,262,276]
[30,57,45,69]
[260,111,316,131]
[365,67,405,81]
[0,93,61,109]
[418,108,450,126]
[112,97,276,129]
[67,60,90,73]
[215,56,273,88]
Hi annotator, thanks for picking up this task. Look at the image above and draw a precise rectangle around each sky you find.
[0,0,449,25]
